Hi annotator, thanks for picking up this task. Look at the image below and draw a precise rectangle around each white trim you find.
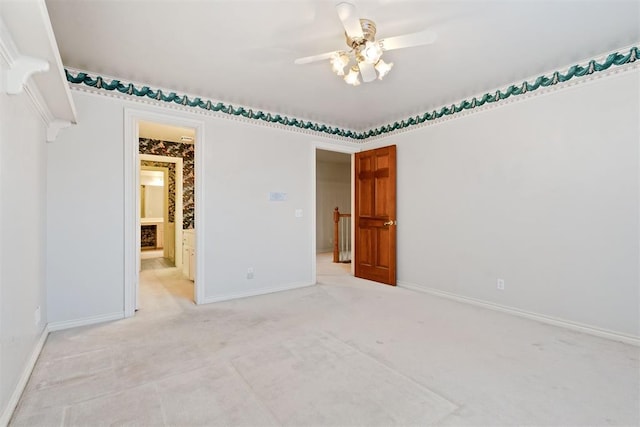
[313,139,362,152]
[47,312,124,332]
[193,117,205,304]
[124,107,206,315]
[139,165,170,259]
[202,281,316,304]
[0,17,49,96]
[176,159,184,268]
[0,14,18,66]
[124,111,138,317]
[37,0,78,121]
[23,78,54,128]
[398,281,640,346]
[0,8,77,138]
[4,55,49,95]
[139,154,184,164]
[310,146,317,284]
[0,16,51,125]
[46,119,71,142]
[0,327,48,427]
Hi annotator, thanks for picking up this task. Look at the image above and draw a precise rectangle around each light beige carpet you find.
[10,253,640,426]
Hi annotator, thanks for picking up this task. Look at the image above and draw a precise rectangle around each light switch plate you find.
[268,192,287,201]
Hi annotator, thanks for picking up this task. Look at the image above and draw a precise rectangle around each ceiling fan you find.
[294,2,437,86]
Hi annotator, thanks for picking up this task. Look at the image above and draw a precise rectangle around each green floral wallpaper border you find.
[65,46,638,141]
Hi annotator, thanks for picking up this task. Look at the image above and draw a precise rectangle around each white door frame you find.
[311,141,358,284]
[139,164,170,258]
[124,108,206,317]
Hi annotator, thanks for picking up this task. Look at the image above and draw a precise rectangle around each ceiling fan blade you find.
[294,51,340,65]
[336,2,364,40]
[358,61,377,82]
[379,30,437,51]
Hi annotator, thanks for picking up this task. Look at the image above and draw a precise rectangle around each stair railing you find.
[333,207,352,263]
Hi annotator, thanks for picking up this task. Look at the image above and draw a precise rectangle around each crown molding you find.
[0,16,52,129]
[0,14,19,66]
[46,119,72,142]
[65,45,638,142]
[0,2,77,142]
[4,54,49,95]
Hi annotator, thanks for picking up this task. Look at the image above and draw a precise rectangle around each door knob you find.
[383,220,396,226]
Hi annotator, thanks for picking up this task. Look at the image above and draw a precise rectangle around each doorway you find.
[124,109,206,317]
[312,144,397,286]
[140,165,171,268]
[137,121,195,307]
[315,148,354,278]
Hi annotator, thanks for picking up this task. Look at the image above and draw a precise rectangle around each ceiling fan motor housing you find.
[345,18,377,48]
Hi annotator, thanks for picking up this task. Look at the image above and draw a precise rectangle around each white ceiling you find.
[45,0,639,131]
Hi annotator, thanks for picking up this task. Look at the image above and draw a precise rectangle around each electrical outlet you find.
[247,267,254,279]
[34,306,41,326]
[497,279,505,290]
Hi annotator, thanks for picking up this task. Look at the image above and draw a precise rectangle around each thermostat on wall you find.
[268,192,287,201]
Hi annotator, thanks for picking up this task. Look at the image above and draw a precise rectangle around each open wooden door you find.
[354,145,396,285]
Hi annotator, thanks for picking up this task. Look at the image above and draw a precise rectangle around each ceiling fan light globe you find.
[332,63,346,76]
[362,41,383,64]
[344,66,361,86]
[330,52,350,76]
[375,59,393,80]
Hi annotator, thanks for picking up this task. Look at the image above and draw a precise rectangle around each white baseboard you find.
[47,311,124,332]
[398,281,640,346]
[0,326,49,427]
[202,281,316,304]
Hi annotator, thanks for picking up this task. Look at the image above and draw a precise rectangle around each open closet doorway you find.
[315,148,354,278]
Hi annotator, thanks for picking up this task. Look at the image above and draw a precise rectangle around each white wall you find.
[0,63,48,420]
[47,69,638,338]
[47,91,342,322]
[316,160,351,252]
[367,71,640,337]
[204,119,318,300]
[47,93,126,323]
